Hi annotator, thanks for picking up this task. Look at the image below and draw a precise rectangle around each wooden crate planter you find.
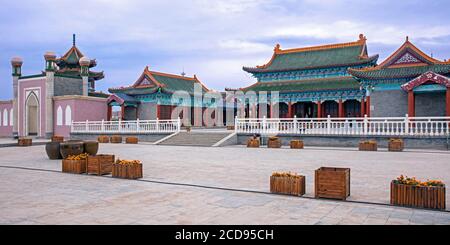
[87,154,115,175]
[18,138,32,146]
[267,137,281,148]
[247,138,260,148]
[315,167,351,200]
[126,137,139,144]
[98,136,110,143]
[389,139,404,152]
[227,126,235,131]
[110,135,122,144]
[290,140,304,149]
[359,140,377,151]
[270,175,305,196]
[112,163,143,179]
[51,135,64,142]
[62,159,87,174]
[390,182,446,210]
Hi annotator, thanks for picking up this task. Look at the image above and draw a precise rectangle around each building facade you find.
[240,34,450,119]
[108,66,222,126]
[2,36,109,138]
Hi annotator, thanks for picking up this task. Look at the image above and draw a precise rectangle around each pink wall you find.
[18,77,46,137]
[0,101,13,137]
[54,96,107,137]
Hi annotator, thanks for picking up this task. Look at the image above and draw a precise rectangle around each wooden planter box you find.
[270,175,305,196]
[227,126,235,130]
[268,137,281,148]
[390,182,446,210]
[51,136,64,142]
[18,138,32,146]
[110,136,122,144]
[87,154,115,175]
[98,136,110,143]
[126,137,139,144]
[315,167,351,200]
[112,163,143,179]
[359,141,377,151]
[389,139,404,152]
[290,140,304,149]
[247,138,260,148]
[62,159,87,174]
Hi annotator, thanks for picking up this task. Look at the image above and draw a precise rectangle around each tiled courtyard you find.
[0,143,449,225]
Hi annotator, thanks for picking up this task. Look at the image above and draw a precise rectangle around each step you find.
[158,132,231,146]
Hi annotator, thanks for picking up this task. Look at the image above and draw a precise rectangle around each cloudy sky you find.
[1,0,449,99]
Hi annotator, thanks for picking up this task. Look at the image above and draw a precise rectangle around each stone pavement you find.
[0,144,449,225]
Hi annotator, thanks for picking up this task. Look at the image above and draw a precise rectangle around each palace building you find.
[1,35,109,138]
[108,66,220,126]
[241,34,450,118]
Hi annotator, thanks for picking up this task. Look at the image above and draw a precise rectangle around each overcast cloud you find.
[1,0,449,99]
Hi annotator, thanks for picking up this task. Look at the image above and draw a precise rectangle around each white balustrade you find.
[71,118,181,134]
[235,115,450,137]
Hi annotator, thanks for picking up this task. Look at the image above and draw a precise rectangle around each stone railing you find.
[71,118,181,134]
[235,115,450,137]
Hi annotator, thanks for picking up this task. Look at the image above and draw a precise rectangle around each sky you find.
[1,0,450,100]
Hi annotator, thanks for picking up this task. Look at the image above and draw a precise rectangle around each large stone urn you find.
[60,141,84,159]
[83,141,99,156]
[45,142,62,160]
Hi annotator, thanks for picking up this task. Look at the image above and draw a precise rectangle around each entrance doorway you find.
[26,92,39,136]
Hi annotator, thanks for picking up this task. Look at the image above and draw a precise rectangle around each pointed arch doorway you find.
[25,92,39,136]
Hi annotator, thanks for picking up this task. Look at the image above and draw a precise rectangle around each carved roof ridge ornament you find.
[401,71,450,91]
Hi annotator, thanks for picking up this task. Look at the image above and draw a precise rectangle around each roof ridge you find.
[148,69,196,81]
[240,76,355,90]
[252,34,369,70]
[277,36,365,55]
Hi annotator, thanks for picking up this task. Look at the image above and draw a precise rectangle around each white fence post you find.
[101,119,104,132]
[404,114,409,135]
[327,115,331,135]
[293,116,298,134]
[85,120,89,132]
[363,115,368,135]
[136,118,140,132]
[118,119,122,132]
[71,120,74,133]
[177,117,181,132]
[262,116,267,135]
[156,118,160,132]
[234,116,238,133]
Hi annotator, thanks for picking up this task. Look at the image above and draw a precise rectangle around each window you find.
[56,106,63,126]
[65,106,72,126]
[3,109,8,126]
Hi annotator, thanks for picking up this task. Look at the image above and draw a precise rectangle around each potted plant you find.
[391,175,445,210]
[62,153,88,174]
[270,172,305,196]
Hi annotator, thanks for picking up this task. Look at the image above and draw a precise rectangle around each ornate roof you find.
[401,71,450,92]
[55,35,104,81]
[349,37,450,79]
[241,76,360,93]
[108,66,209,95]
[243,34,378,73]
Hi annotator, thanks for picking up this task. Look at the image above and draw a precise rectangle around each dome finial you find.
[406,36,409,42]
[73,34,76,46]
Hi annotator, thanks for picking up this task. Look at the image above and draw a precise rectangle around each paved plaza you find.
[0,143,449,225]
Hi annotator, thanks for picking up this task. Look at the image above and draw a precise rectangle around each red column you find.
[288,102,293,118]
[365,96,371,117]
[360,99,365,117]
[408,91,415,117]
[338,99,344,118]
[107,105,112,121]
[269,103,273,118]
[317,101,322,118]
[447,88,450,117]
[156,104,161,119]
[121,105,125,120]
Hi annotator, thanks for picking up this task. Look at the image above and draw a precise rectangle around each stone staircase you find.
[157,132,231,147]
